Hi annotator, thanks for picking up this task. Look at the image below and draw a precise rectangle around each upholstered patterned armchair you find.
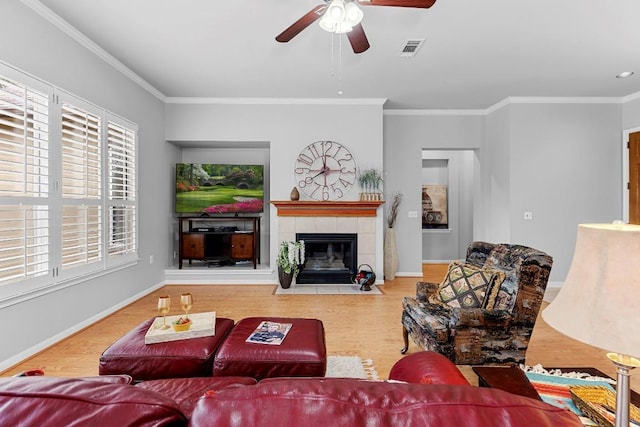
[401,242,553,365]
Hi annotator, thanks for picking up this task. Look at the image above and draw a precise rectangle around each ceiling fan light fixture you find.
[333,23,354,34]
[344,2,364,26]
[319,0,363,34]
[327,0,346,20]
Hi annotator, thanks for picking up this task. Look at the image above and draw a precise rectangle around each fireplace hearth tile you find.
[274,285,382,295]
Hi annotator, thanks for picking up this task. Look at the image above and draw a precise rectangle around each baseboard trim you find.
[422,260,456,264]
[394,271,423,277]
[0,281,165,373]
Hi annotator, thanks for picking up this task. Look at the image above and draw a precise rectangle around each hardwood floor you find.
[3,264,637,392]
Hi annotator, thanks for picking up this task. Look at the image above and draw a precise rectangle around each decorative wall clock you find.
[294,141,357,201]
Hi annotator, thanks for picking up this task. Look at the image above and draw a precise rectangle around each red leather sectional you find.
[0,351,582,427]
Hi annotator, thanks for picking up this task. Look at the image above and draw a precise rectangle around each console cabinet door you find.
[231,233,253,260]
[182,233,205,259]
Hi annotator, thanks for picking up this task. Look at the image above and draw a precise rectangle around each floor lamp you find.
[543,223,640,427]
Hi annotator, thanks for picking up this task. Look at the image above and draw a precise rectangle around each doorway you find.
[421,149,474,262]
[629,131,640,224]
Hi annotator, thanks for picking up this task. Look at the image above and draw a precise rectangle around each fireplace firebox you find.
[295,233,357,284]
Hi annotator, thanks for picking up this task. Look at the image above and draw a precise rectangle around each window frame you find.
[0,62,138,307]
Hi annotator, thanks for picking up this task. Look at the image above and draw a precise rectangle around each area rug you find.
[520,365,615,417]
[325,356,379,380]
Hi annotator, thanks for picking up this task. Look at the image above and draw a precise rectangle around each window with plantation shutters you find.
[0,77,50,287]
[0,62,138,302]
[60,102,103,272]
[107,120,136,259]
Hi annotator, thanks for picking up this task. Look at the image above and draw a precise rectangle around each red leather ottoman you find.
[99,316,234,381]
[213,317,326,380]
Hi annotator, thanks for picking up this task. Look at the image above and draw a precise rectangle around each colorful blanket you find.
[524,371,615,415]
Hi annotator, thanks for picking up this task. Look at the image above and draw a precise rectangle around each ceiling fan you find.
[276,0,437,54]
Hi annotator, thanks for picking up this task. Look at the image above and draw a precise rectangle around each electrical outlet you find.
[408,211,418,218]
[524,212,533,220]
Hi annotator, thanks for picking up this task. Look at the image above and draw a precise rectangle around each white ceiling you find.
[34,0,640,109]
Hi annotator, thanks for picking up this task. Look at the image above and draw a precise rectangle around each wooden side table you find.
[473,366,541,400]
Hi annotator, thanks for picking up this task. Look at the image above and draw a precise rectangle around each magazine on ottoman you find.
[246,321,292,345]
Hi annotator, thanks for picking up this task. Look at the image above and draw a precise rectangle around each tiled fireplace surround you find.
[272,201,384,284]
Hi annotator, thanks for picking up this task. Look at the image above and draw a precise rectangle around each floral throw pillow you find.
[429,262,505,309]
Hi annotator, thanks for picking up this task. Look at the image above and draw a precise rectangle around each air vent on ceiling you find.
[400,39,425,57]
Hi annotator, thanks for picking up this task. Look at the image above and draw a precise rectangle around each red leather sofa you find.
[0,352,582,427]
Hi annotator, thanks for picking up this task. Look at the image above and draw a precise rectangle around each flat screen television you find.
[175,163,264,214]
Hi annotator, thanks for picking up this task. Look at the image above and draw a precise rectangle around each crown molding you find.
[622,90,640,103]
[165,97,387,106]
[20,0,166,102]
[389,96,625,117]
[383,109,485,116]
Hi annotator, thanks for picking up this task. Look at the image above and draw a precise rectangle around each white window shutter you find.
[0,77,50,286]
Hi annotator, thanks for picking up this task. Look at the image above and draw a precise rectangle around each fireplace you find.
[272,201,383,286]
[296,233,357,284]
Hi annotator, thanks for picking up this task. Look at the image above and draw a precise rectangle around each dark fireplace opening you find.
[296,233,357,284]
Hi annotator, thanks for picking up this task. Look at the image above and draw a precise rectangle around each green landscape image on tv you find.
[175,163,264,214]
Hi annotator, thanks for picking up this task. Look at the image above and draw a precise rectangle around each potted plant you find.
[357,168,383,201]
[276,240,305,289]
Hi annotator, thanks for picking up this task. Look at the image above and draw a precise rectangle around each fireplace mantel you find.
[271,200,384,217]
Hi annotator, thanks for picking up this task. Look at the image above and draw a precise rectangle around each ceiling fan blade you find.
[347,24,370,54]
[358,0,436,8]
[276,5,327,43]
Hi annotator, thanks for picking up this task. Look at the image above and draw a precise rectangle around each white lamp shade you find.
[542,223,640,359]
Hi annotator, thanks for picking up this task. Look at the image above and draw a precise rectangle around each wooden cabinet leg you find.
[401,326,409,354]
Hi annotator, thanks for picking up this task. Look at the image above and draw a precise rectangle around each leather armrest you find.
[389,352,470,385]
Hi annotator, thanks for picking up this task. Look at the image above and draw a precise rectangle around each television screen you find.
[175,163,264,214]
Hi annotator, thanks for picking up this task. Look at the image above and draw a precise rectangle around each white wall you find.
[383,113,485,276]
[481,106,511,242]
[0,2,174,368]
[507,103,622,280]
[385,103,624,282]
[623,97,640,129]
[165,102,386,280]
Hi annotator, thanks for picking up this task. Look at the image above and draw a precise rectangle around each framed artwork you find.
[422,185,448,229]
